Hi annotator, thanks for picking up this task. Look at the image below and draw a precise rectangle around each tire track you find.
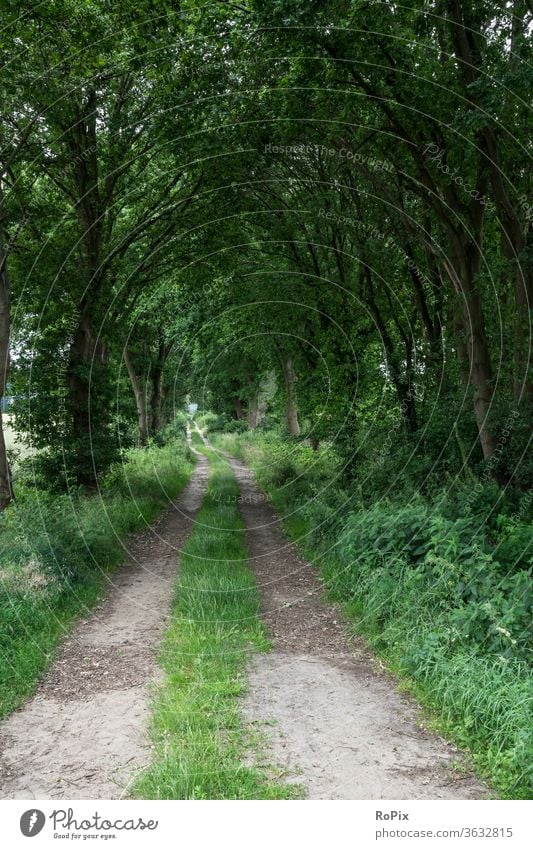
[0,452,208,800]
[229,455,490,800]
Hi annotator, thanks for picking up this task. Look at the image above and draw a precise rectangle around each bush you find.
[197,411,253,434]
[222,418,248,433]
[158,411,189,444]
[196,411,234,433]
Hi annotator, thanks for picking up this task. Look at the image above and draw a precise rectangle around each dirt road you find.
[228,455,489,800]
[0,453,208,799]
[0,426,490,801]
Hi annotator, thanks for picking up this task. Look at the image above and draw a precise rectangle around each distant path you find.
[226,453,489,800]
[0,451,208,799]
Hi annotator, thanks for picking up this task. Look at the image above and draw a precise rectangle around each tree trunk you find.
[0,203,12,510]
[234,396,244,420]
[124,348,149,446]
[67,314,96,485]
[150,333,170,435]
[483,138,532,403]
[66,311,111,486]
[0,408,11,510]
[511,247,532,405]
[446,0,532,404]
[151,364,164,434]
[446,243,498,463]
[462,293,497,463]
[396,381,418,434]
[247,394,259,430]
[451,297,470,390]
[283,357,300,436]
[257,391,268,426]
[361,268,418,433]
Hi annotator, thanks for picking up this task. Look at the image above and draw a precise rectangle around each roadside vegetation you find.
[134,433,299,799]
[0,432,194,717]
[211,427,532,800]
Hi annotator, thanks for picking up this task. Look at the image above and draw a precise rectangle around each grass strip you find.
[133,436,299,799]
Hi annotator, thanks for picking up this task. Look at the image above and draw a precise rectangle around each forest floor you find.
[0,448,209,799]
[0,427,490,800]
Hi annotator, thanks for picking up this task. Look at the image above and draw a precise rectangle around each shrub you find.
[158,411,189,443]
[222,418,248,433]
[196,411,227,433]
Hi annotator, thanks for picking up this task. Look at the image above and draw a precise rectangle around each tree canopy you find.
[0,0,531,503]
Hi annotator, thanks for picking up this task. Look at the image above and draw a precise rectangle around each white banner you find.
[0,800,531,848]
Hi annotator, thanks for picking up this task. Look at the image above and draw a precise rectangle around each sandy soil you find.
[228,456,489,800]
[0,451,208,800]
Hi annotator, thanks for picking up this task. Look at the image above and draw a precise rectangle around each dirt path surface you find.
[228,455,489,800]
[0,452,208,800]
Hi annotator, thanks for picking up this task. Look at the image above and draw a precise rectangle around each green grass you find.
[133,438,300,799]
[0,439,194,718]
[212,430,533,800]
